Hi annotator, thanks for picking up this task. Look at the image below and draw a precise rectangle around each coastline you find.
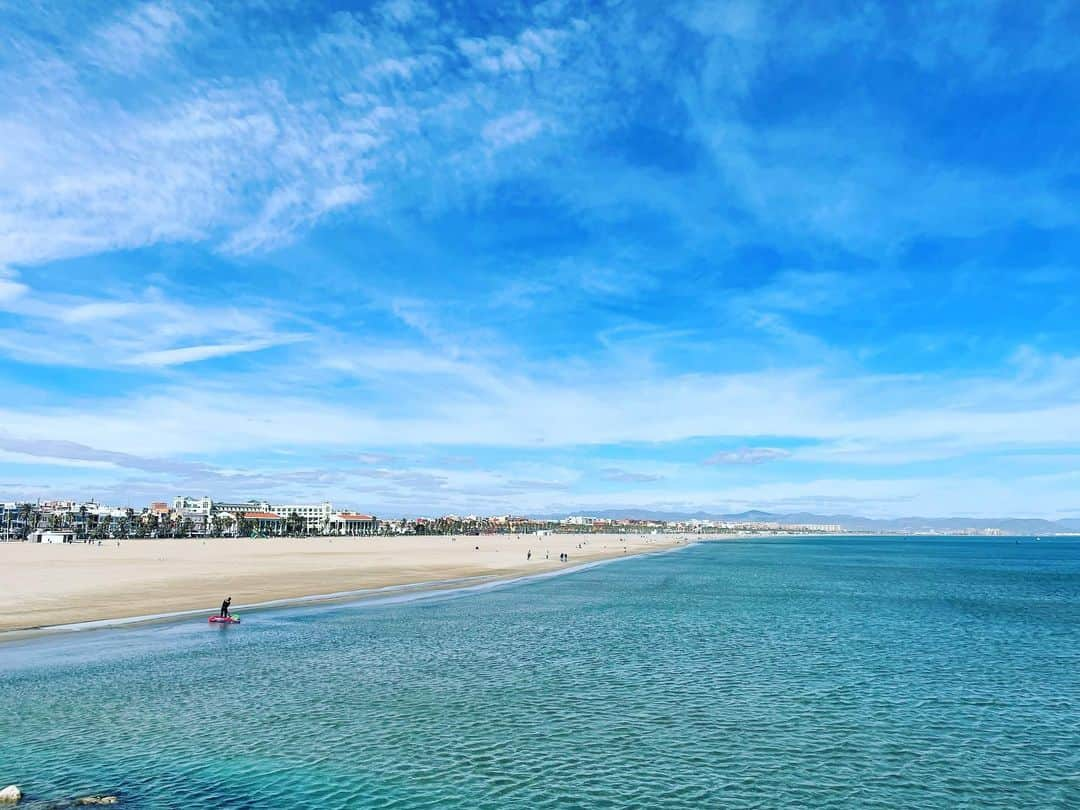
[0,532,695,640]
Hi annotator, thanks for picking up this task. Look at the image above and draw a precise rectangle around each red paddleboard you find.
[208,615,240,624]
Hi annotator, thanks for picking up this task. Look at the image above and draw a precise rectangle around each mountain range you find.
[534,509,1080,534]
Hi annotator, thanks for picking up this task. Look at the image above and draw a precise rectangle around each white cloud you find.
[0,275,28,303]
[0,281,303,370]
[704,447,791,465]
[125,339,295,367]
[0,3,600,266]
[57,301,140,323]
[457,27,571,75]
[482,110,545,149]
[83,1,193,74]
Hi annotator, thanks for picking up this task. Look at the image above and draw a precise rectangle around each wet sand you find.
[0,533,690,633]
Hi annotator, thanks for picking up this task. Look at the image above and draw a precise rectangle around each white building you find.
[272,502,334,534]
[171,496,337,535]
[173,496,212,519]
[212,501,271,517]
[564,516,596,526]
[327,513,379,536]
[30,530,76,544]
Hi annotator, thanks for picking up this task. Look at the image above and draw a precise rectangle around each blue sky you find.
[1,0,1079,517]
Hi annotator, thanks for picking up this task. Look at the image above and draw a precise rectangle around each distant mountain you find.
[531,508,1080,533]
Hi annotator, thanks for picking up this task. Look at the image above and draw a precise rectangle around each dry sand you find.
[0,533,691,633]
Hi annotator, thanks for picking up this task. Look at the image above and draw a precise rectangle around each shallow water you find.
[1,536,1078,808]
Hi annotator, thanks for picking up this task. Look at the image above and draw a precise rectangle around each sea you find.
[1,536,1077,808]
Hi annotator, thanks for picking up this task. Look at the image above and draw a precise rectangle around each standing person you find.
[220,596,232,618]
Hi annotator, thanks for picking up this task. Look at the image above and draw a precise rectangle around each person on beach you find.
[220,596,232,618]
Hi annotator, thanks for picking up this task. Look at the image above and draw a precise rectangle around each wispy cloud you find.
[600,467,664,483]
[0,280,305,370]
[124,339,298,367]
[82,1,195,74]
[483,110,545,149]
[2,0,1079,518]
[0,271,29,303]
[704,447,792,465]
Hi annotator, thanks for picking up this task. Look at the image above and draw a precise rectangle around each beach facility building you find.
[29,529,76,544]
[327,513,379,536]
[241,511,284,536]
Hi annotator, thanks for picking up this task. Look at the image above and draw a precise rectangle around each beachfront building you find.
[1,502,29,541]
[172,496,212,518]
[172,495,213,536]
[241,511,284,536]
[327,512,379,536]
[29,529,76,544]
[271,502,333,534]
[211,500,271,519]
[170,497,335,535]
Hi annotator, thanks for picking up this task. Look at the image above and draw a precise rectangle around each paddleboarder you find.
[220,596,232,618]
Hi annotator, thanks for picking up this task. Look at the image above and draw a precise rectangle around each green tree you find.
[285,511,304,536]
[17,503,33,538]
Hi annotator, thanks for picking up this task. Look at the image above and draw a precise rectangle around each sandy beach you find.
[0,533,690,634]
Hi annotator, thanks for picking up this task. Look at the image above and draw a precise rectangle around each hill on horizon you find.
[532,509,1080,533]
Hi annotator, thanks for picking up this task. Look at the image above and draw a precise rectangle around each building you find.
[271,502,333,534]
[170,496,334,535]
[172,496,212,516]
[29,529,76,544]
[564,516,595,526]
[172,495,212,536]
[327,513,379,536]
[241,511,283,536]
[0,502,28,541]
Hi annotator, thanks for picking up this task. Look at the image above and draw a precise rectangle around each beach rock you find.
[0,785,20,803]
[76,798,118,806]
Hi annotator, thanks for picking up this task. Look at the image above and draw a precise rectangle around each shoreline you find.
[0,545,694,644]
[0,533,696,640]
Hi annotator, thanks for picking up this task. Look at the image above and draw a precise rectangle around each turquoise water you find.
[1,536,1078,808]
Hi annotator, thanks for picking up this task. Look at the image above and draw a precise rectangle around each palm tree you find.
[286,511,304,536]
[16,503,33,539]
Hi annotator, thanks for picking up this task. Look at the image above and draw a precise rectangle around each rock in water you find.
[0,785,20,803]
[77,798,119,806]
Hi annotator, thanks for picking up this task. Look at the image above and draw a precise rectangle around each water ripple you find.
[1,537,1078,808]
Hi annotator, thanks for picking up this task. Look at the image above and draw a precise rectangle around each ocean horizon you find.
[2,535,1077,808]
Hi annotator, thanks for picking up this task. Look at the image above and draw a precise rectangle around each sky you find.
[1,0,1080,518]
